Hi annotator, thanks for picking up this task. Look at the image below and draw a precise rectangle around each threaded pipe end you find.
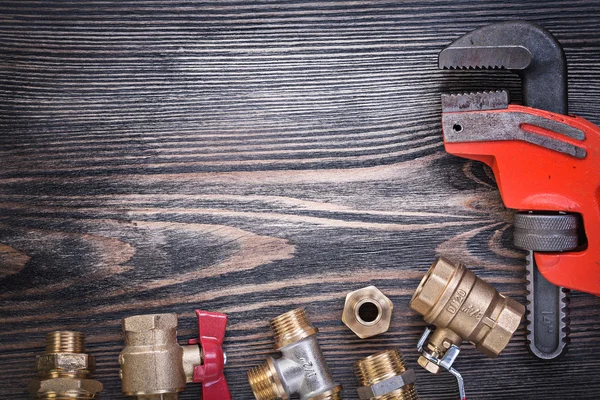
[355,349,407,385]
[325,392,343,400]
[269,308,317,349]
[355,349,418,400]
[46,331,86,354]
[247,358,286,400]
[309,385,343,400]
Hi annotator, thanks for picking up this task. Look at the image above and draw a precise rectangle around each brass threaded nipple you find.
[247,358,285,400]
[355,349,418,400]
[46,331,86,354]
[269,308,318,349]
[30,331,102,399]
[355,349,407,385]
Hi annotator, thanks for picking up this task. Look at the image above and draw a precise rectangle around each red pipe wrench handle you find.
[188,310,231,400]
[443,104,600,295]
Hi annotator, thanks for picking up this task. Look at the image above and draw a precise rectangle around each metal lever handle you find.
[188,310,230,400]
[417,328,466,400]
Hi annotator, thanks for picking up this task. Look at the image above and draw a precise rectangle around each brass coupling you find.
[354,349,418,400]
[28,331,103,399]
[342,286,393,339]
[119,310,230,400]
[410,257,525,399]
[247,308,342,400]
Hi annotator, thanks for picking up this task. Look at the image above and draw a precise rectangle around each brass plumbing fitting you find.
[119,310,230,400]
[410,257,525,399]
[354,349,418,400]
[342,286,393,339]
[247,308,342,400]
[28,331,103,399]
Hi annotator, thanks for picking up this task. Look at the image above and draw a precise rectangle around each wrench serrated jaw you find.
[437,21,567,114]
[439,46,532,70]
[441,90,509,113]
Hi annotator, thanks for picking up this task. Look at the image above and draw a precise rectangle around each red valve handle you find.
[187,310,230,400]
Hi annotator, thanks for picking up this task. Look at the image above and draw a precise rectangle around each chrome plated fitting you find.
[354,349,418,400]
[119,310,230,400]
[247,308,342,400]
[410,257,525,400]
[28,331,103,399]
[342,286,393,339]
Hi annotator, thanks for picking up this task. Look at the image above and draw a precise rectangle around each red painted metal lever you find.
[188,310,231,400]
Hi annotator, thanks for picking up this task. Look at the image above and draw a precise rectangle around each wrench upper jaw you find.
[439,45,532,71]
[438,21,568,114]
[438,21,557,70]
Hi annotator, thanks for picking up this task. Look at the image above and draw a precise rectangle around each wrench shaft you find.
[526,251,568,359]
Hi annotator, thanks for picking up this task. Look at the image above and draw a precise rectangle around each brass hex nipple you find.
[355,349,418,400]
[248,308,342,400]
[29,331,103,399]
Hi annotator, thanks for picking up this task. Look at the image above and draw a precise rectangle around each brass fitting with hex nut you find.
[28,331,103,400]
[247,308,342,400]
[354,348,418,400]
[410,257,525,399]
[342,286,393,339]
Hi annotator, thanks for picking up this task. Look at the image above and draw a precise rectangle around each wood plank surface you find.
[1,1,600,398]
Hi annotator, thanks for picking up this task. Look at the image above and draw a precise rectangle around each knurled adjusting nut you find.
[356,369,417,400]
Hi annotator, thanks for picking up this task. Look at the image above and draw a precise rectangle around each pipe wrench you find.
[438,21,600,360]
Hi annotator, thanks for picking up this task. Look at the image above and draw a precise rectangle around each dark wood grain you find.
[1,1,600,399]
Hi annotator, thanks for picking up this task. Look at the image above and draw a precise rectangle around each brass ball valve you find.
[119,310,230,400]
[410,257,525,400]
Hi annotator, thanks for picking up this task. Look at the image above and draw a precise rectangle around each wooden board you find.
[1,1,600,398]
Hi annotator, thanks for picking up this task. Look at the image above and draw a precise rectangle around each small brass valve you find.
[247,308,342,400]
[354,348,418,400]
[410,257,525,400]
[28,331,103,400]
[119,310,230,400]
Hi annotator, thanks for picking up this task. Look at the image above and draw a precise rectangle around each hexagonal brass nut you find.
[29,377,103,397]
[36,353,94,374]
[417,354,441,374]
[342,286,393,339]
